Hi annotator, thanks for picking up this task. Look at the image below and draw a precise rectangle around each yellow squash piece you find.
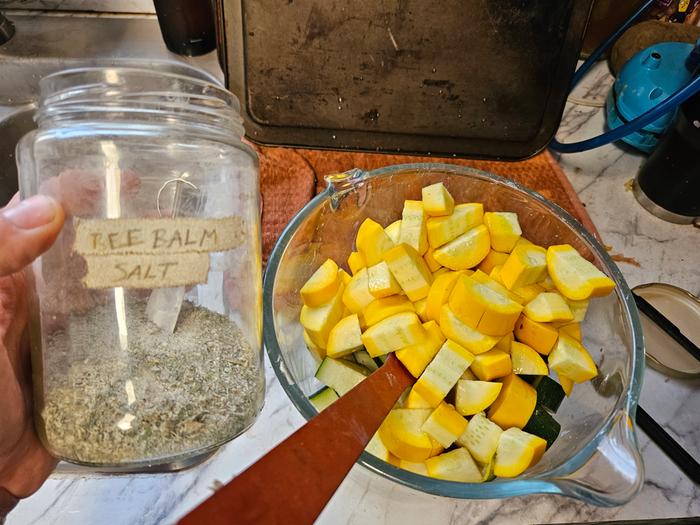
[487,373,537,429]
[432,267,451,278]
[439,305,499,355]
[300,282,345,349]
[422,182,455,216]
[469,349,512,381]
[483,211,522,252]
[454,380,502,416]
[524,292,574,323]
[566,298,589,322]
[433,224,490,270]
[413,298,429,322]
[326,314,364,359]
[510,341,548,376]
[338,268,352,286]
[513,237,533,249]
[396,320,446,377]
[342,267,376,314]
[423,246,442,272]
[546,244,615,300]
[399,200,429,255]
[500,244,547,290]
[405,388,434,409]
[477,250,510,274]
[548,333,598,383]
[559,322,582,341]
[421,402,468,448]
[495,332,513,352]
[426,203,483,248]
[494,427,547,478]
[558,373,574,396]
[426,271,461,322]
[412,339,475,407]
[384,219,402,244]
[378,408,443,462]
[470,269,524,305]
[399,459,429,475]
[457,411,503,464]
[513,314,559,356]
[300,258,341,307]
[356,218,395,266]
[539,273,556,291]
[303,329,324,362]
[365,432,401,466]
[360,295,414,329]
[347,251,366,275]
[511,282,546,304]
[448,274,523,336]
[367,261,402,298]
[361,311,425,357]
[384,243,433,301]
[460,368,477,381]
[425,448,482,482]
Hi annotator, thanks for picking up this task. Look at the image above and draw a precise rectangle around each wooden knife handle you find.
[179,354,415,525]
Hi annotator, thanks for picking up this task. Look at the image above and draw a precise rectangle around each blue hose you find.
[549,0,700,153]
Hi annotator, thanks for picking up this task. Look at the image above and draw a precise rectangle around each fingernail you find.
[3,195,58,230]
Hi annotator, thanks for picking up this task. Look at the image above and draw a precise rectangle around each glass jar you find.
[16,66,265,470]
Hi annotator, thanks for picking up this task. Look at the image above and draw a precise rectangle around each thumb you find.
[0,195,65,277]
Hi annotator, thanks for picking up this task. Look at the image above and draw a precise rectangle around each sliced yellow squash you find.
[421,182,455,217]
[399,459,429,475]
[470,269,524,305]
[412,339,475,406]
[421,402,468,448]
[558,322,582,341]
[326,314,364,358]
[365,432,401,466]
[454,380,502,416]
[342,267,376,314]
[303,329,324,361]
[361,311,426,358]
[384,243,433,301]
[426,203,483,248]
[510,341,548,376]
[300,258,341,307]
[300,282,345,349]
[423,246,442,272]
[367,261,402,298]
[483,211,522,252]
[378,408,443,462]
[495,332,513,352]
[500,244,547,290]
[513,314,559,356]
[413,297,429,322]
[457,411,503,464]
[439,305,500,355]
[384,219,402,244]
[337,268,352,287]
[558,373,574,396]
[477,250,510,274]
[524,292,574,323]
[425,448,482,482]
[487,373,537,429]
[494,427,547,478]
[399,200,429,255]
[347,250,366,275]
[396,320,446,378]
[404,388,434,409]
[511,282,546,303]
[426,270,461,322]
[360,295,415,328]
[356,217,395,266]
[546,244,615,300]
[548,333,598,383]
[433,224,490,270]
[566,298,589,322]
[469,349,512,381]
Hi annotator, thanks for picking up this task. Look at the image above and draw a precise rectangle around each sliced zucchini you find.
[315,357,369,396]
[353,349,380,372]
[530,376,566,413]
[309,387,339,412]
[523,405,561,449]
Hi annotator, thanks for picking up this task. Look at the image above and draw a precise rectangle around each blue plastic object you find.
[606,42,694,152]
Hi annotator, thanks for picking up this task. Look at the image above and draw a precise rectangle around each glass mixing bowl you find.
[263,164,644,506]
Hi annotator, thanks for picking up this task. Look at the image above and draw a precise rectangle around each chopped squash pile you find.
[303,182,615,482]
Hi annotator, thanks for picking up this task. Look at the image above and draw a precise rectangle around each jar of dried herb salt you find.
[16,66,265,470]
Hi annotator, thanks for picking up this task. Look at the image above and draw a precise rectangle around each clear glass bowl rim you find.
[263,162,644,500]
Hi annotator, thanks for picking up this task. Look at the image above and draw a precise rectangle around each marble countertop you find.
[9,62,700,525]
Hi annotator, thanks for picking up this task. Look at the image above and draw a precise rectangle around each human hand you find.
[0,194,64,520]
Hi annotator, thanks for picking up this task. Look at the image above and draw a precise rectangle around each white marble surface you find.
[8,62,700,524]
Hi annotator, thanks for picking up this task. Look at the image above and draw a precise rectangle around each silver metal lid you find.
[634,283,700,378]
